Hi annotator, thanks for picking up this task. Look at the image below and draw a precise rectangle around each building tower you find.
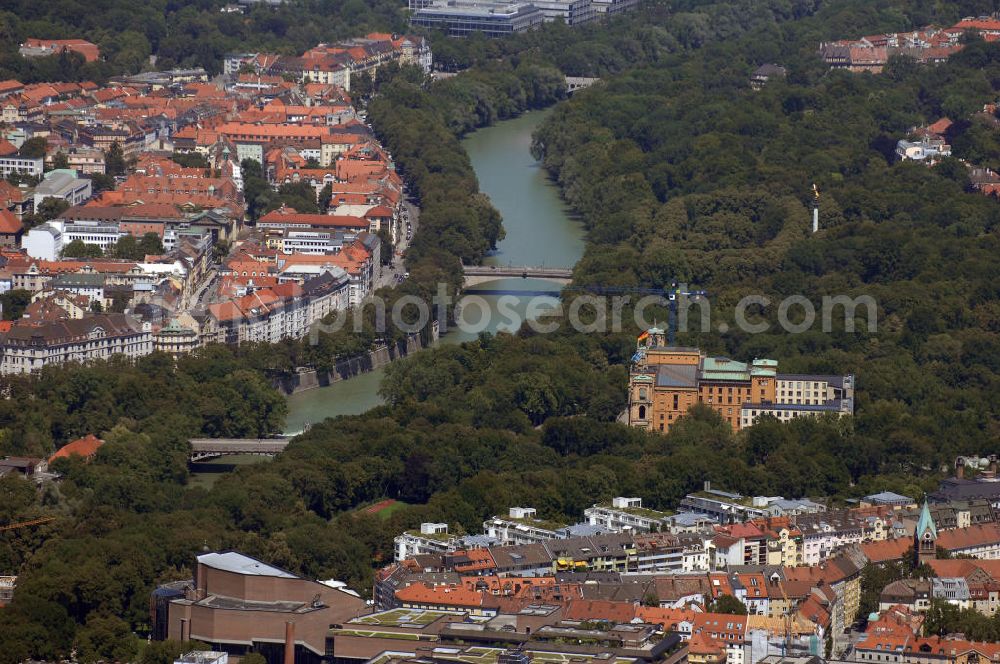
[811,183,820,233]
[915,498,938,564]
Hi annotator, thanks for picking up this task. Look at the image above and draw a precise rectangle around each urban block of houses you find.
[0,313,152,375]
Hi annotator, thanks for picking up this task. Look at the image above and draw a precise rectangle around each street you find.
[374,195,418,291]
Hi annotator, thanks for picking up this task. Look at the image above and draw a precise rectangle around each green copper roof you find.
[916,499,937,540]
[702,357,748,372]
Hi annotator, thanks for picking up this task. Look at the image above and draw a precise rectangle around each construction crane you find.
[778,577,794,657]
[667,282,708,345]
[0,516,56,533]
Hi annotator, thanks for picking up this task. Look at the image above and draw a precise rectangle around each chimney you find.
[284,621,295,664]
[956,457,965,479]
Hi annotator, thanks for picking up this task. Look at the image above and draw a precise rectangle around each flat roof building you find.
[411,0,546,37]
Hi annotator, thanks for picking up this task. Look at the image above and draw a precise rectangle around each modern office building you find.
[532,0,596,24]
[410,0,546,37]
[590,0,639,14]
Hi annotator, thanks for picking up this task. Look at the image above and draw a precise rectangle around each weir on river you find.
[281,109,585,434]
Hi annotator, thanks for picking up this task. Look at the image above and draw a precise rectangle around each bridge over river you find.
[462,265,573,287]
[188,438,290,461]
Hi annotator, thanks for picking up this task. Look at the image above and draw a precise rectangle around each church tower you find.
[915,498,938,564]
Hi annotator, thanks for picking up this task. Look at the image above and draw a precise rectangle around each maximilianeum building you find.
[627,327,854,433]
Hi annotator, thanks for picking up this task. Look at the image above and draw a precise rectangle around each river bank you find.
[274,330,434,396]
[280,110,585,435]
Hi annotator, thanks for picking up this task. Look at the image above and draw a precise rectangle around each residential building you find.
[62,147,106,174]
[484,507,567,546]
[21,223,63,261]
[0,313,152,375]
[394,523,459,561]
[19,38,100,62]
[204,269,351,345]
[45,273,105,304]
[0,209,24,248]
[750,64,786,90]
[678,483,825,525]
[48,434,104,465]
[585,497,670,533]
[0,576,14,608]
[896,137,951,162]
[152,318,201,358]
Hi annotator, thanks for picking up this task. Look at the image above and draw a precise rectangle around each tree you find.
[50,152,70,170]
[376,227,393,265]
[138,232,164,257]
[169,152,210,169]
[105,142,127,177]
[73,613,138,664]
[36,197,69,221]
[318,183,333,213]
[88,173,116,193]
[0,290,31,320]
[61,239,104,259]
[708,594,748,615]
[212,240,231,262]
[18,137,48,159]
[107,234,140,260]
[139,640,210,664]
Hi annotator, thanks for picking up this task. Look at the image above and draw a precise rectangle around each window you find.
[638,405,646,419]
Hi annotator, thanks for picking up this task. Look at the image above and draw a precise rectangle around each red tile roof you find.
[860,538,912,563]
[938,523,1000,552]
[0,209,23,235]
[49,434,104,463]
[562,599,637,624]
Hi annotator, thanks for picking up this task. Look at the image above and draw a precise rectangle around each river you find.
[282,109,585,432]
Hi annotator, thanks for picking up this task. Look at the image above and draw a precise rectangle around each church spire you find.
[915,496,937,564]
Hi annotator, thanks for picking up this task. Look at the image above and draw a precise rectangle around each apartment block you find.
[585,497,670,533]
